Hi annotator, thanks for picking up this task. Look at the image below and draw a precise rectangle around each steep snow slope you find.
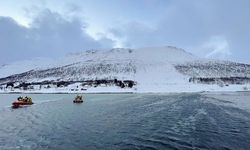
[0,46,250,93]
[0,46,195,82]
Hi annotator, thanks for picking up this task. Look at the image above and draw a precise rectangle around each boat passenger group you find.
[12,95,84,108]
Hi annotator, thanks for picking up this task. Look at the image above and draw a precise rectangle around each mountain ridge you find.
[0,46,250,93]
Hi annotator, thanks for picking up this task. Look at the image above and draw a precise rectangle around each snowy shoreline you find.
[0,89,249,94]
[1,83,249,94]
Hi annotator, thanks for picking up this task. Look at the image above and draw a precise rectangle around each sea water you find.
[0,93,250,150]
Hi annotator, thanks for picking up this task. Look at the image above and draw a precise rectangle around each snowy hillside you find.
[175,60,250,78]
[0,46,250,93]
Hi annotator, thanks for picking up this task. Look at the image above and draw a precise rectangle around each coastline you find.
[0,90,249,94]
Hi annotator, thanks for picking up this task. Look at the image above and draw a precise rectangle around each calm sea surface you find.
[0,93,250,150]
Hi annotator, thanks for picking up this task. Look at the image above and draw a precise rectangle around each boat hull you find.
[73,100,83,103]
[12,101,34,108]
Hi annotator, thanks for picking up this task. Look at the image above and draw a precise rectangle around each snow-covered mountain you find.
[0,46,250,93]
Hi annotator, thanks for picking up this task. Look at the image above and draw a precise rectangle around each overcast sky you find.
[0,0,249,64]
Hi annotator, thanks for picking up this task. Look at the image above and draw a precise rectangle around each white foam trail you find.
[4,105,11,109]
[0,97,64,110]
[34,97,64,104]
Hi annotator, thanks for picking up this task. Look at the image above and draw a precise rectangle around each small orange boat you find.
[12,96,34,108]
[73,95,83,103]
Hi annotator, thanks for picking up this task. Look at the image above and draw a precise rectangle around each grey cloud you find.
[110,0,250,63]
[65,3,83,13]
[0,9,114,63]
[110,22,159,48]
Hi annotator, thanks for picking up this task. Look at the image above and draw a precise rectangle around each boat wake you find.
[1,97,64,111]
[34,97,64,104]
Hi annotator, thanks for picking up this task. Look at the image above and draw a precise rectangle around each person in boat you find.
[24,96,28,102]
[20,96,32,103]
[75,95,83,101]
[27,97,32,103]
[76,95,80,99]
[17,96,23,101]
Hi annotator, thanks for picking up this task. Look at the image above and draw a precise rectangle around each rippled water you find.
[0,93,250,150]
